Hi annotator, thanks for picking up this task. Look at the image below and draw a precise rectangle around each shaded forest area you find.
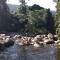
[0,0,56,35]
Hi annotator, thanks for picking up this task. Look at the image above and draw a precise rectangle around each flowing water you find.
[0,44,56,60]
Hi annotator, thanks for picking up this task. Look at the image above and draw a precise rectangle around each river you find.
[0,44,57,60]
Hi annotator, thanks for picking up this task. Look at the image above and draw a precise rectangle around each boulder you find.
[47,33,53,39]
[33,42,40,47]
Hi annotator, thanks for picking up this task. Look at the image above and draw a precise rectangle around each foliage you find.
[27,9,47,33]
[0,0,10,31]
[56,0,60,39]
[0,0,55,33]
[29,4,44,10]
[0,0,20,32]
[13,3,55,33]
[45,9,55,33]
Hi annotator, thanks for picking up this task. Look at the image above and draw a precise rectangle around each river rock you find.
[47,33,53,39]
[33,42,40,47]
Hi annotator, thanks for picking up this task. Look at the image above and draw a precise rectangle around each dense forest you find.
[0,0,56,35]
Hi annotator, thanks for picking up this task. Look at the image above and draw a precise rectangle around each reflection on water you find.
[0,44,56,60]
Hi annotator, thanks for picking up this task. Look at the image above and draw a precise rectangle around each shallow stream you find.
[0,44,57,60]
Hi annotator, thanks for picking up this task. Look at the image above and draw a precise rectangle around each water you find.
[0,44,56,60]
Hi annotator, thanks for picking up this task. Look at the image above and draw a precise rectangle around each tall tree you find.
[0,0,11,31]
[46,9,55,33]
[56,0,60,39]
[18,0,29,32]
[19,0,27,14]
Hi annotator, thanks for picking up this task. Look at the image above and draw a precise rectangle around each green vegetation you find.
[13,3,55,34]
[0,0,19,32]
[0,0,56,34]
[56,0,60,39]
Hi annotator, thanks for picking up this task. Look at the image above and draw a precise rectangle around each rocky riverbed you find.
[0,33,59,60]
[0,33,59,48]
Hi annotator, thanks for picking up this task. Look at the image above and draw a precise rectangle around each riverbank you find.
[0,33,59,48]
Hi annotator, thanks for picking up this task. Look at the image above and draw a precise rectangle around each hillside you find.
[7,4,56,15]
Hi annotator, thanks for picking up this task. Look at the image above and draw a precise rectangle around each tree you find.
[0,0,20,32]
[29,4,43,11]
[19,0,27,14]
[46,9,55,33]
[0,0,11,31]
[14,3,55,33]
[17,0,29,32]
[56,0,60,39]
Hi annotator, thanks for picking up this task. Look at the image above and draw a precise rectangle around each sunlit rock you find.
[47,33,53,39]
[33,42,40,47]
[0,34,5,37]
